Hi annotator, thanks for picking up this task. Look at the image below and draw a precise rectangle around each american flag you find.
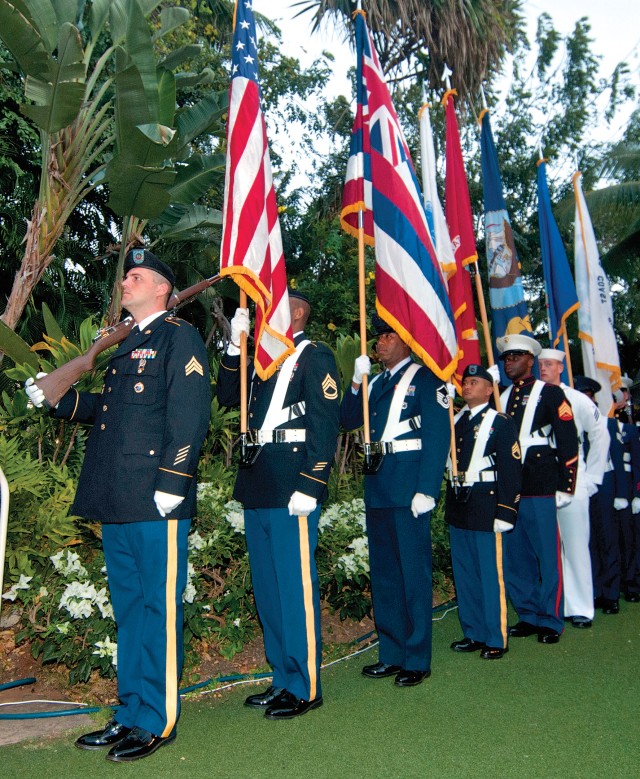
[341,11,458,381]
[220,0,293,379]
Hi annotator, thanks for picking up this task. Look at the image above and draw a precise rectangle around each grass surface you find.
[4,602,639,778]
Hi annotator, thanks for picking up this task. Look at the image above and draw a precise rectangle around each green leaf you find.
[160,44,203,72]
[0,1,51,79]
[41,302,64,343]
[124,0,159,118]
[0,320,39,369]
[174,68,217,89]
[175,90,228,151]
[22,23,85,132]
[106,158,175,218]
[16,0,58,52]
[52,0,81,28]
[156,67,176,128]
[156,205,223,238]
[152,6,190,43]
[169,153,225,204]
[89,0,110,41]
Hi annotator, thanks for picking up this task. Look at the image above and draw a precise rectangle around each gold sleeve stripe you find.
[159,467,193,478]
[221,363,239,372]
[69,389,80,421]
[498,503,518,514]
[301,473,327,486]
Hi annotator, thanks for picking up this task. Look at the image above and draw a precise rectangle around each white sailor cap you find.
[496,333,541,359]
[539,348,566,362]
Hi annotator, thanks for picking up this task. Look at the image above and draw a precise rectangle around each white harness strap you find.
[377,363,421,442]
[446,406,497,479]
[260,340,310,431]
[502,380,546,461]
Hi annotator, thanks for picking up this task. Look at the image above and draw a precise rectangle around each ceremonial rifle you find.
[35,274,222,409]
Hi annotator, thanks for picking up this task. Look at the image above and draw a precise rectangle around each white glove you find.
[24,373,48,408]
[614,497,629,511]
[555,491,573,509]
[154,490,184,517]
[583,476,599,498]
[493,519,513,533]
[632,497,640,515]
[227,307,250,356]
[487,364,501,383]
[446,383,456,400]
[411,493,435,518]
[352,355,372,385]
[288,491,317,517]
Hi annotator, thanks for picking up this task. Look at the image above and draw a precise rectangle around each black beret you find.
[124,248,175,287]
[288,287,310,305]
[573,375,602,395]
[372,312,394,335]
[462,364,494,384]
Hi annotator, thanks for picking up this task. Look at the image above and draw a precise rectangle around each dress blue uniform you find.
[446,403,522,649]
[54,313,211,738]
[216,331,340,703]
[617,420,640,598]
[500,376,578,633]
[589,418,625,605]
[340,358,450,673]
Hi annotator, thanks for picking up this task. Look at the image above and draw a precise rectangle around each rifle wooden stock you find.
[35,273,222,408]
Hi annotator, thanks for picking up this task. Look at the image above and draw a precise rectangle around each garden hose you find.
[0,598,459,719]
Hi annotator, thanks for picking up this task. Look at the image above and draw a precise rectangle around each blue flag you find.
[537,160,580,352]
[480,111,532,372]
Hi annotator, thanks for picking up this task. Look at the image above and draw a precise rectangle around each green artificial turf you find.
[4,602,639,779]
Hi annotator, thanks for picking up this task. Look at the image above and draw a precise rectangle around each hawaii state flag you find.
[537,158,580,371]
[479,109,532,367]
[341,10,457,381]
[220,0,293,379]
[574,171,621,414]
[442,90,481,385]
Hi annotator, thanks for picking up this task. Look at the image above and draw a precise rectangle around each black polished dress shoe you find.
[244,685,286,709]
[602,598,619,614]
[593,596,605,609]
[75,719,132,750]
[537,627,560,644]
[106,726,176,762]
[480,646,508,660]
[508,621,538,638]
[264,691,323,720]
[571,616,593,628]
[624,592,640,603]
[394,669,431,687]
[362,662,403,678]
[450,637,484,652]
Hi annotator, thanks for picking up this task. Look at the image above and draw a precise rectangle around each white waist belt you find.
[379,439,422,454]
[448,470,497,486]
[624,464,632,472]
[251,428,306,444]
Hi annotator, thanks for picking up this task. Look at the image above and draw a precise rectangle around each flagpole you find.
[562,330,574,387]
[471,263,502,411]
[239,290,248,433]
[358,211,372,443]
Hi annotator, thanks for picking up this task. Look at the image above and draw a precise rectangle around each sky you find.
[253,0,639,139]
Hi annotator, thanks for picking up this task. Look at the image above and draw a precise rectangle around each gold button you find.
[103,405,108,412]
[100,424,106,430]
[112,369,116,374]
[108,387,112,393]
[149,450,155,455]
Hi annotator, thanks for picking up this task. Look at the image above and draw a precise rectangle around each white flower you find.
[224,500,245,534]
[93,637,118,668]
[38,586,49,598]
[233,618,241,627]
[58,580,100,619]
[56,622,71,634]
[50,549,87,577]
[188,531,206,551]
[183,580,196,603]
[2,574,32,601]
[337,553,358,575]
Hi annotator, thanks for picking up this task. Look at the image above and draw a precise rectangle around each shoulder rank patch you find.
[322,374,338,400]
[558,400,574,421]
[436,384,450,410]
[512,441,521,460]
[185,356,204,377]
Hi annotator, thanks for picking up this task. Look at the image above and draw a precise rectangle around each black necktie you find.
[381,370,391,387]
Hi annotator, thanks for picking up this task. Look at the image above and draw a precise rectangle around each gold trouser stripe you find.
[298,516,317,701]
[163,520,178,737]
[495,533,508,646]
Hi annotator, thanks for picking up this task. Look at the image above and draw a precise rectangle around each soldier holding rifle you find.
[25,249,211,762]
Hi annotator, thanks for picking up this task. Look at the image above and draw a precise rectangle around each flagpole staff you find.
[358,210,372,444]
[239,290,248,433]
[475,83,502,411]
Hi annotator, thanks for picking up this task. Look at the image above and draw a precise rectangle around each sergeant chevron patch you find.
[436,384,450,410]
[185,357,204,377]
[512,441,521,460]
[558,400,573,421]
[174,445,191,466]
[322,374,338,400]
